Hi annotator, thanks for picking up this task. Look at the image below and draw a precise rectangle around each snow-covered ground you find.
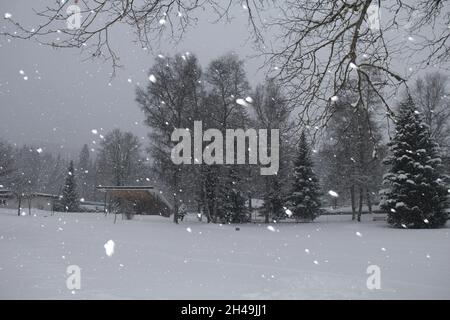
[0,208,449,299]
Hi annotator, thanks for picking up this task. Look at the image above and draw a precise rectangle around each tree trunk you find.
[173,200,179,224]
[17,195,22,216]
[357,186,364,222]
[265,206,270,224]
[366,188,373,217]
[205,206,211,223]
[202,183,212,223]
[212,201,218,223]
[103,192,108,216]
[212,181,218,223]
[173,173,179,224]
[28,197,31,215]
[350,185,356,220]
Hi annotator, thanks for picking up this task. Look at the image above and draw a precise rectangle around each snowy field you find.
[0,208,449,299]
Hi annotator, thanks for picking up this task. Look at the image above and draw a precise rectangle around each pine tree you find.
[61,161,79,212]
[286,132,322,221]
[381,96,448,228]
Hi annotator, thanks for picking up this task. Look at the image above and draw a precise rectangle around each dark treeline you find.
[1,53,449,228]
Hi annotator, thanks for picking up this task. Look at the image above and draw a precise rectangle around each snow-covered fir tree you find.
[61,161,79,212]
[381,96,449,228]
[286,132,322,221]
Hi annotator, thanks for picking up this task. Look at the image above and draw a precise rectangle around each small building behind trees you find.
[0,189,58,213]
[96,186,173,218]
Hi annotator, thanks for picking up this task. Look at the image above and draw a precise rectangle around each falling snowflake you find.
[104,240,115,257]
[284,208,293,217]
[159,18,166,25]
[4,13,12,19]
[424,219,429,224]
[245,96,253,103]
[236,98,249,107]
[267,226,276,232]
[80,198,85,202]
[356,231,362,237]
[313,260,319,265]
[304,249,310,254]
[330,96,339,102]
[328,190,339,197]
[36,148,43,154]
[91,129,98,135]
[186,227,192,233]
[149,74,157,83]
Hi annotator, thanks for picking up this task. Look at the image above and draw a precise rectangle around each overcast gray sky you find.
[0,1,264,158]
[1,0,444,159]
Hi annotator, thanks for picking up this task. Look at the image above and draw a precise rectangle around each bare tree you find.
[97,129,144,186]
[8,146,42,216]
[253,78,293,223]
[204,53,251,223]
[319,79,384,221]
[3,1,449,125]
[0,140,14,179]
[263,0,450,129]
[136,53,204,223]
[413,72,450,155]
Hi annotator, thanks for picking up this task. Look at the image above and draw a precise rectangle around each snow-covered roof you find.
[29,192,59,199]
[96,185,154,190]
[96,185,173,211]
[245,198,264,208]
[0,189,14,197]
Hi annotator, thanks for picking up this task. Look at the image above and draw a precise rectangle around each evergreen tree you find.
[286,132,322,221]
[381,96,448,228]
[61,161,79,212]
